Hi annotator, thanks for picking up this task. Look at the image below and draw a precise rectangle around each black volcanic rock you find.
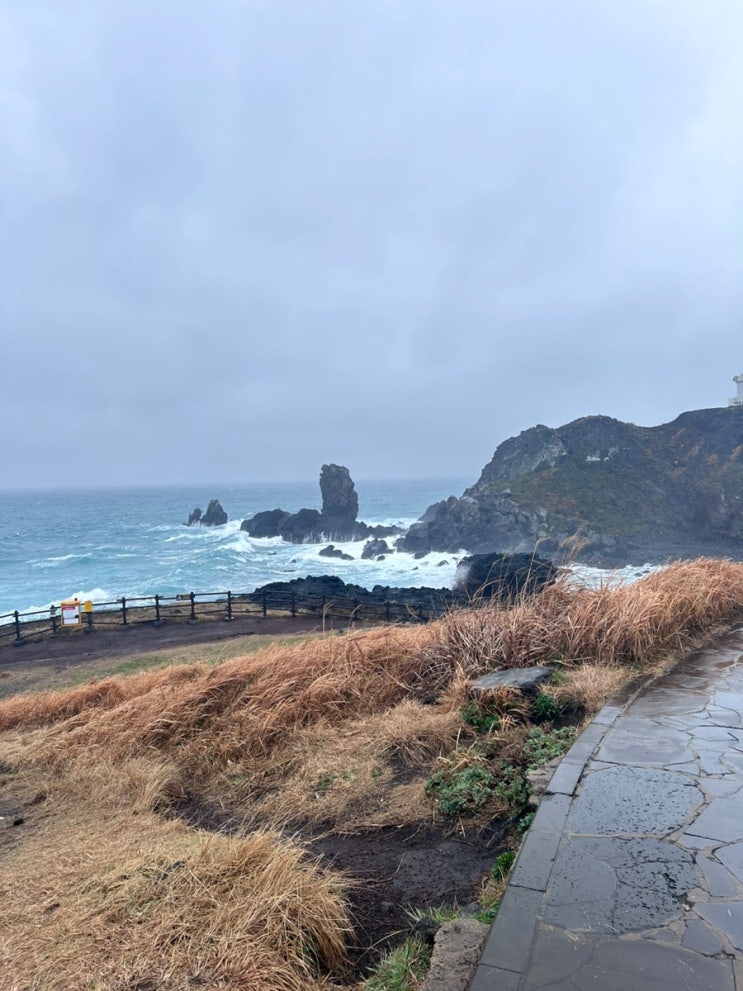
[361,538,392,559]
[248,574,464,615]
[319,544,354,561]
[187,500,227,527]
[241,508,291,537]
[454,552,558,602]
[247,554,558,620]
[320,464,359,535]
[240,465,403,544]
[201,499,228,526]
[398,408,743,567]
[279,508,323,542]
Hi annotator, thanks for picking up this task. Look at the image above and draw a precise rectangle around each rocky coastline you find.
[241,464,401,544]
[186,407,743,571]
[398,408,743,567]
[247,552,558,615]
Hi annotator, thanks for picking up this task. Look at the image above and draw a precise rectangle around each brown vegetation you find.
[2,558,743,989]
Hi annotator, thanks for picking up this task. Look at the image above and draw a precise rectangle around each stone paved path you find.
[470,629,743,990]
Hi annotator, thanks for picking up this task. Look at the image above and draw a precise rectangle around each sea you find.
[0,479,652,623]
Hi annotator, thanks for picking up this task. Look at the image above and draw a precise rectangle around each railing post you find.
[13,610,23,644]
[86,607,93,631]
[121,597,128,625]
[226,590,233,621]
[154,594,161,626]
[189,592,197,623]
[385,600,391,623]
[291,592,296,618]
[262,592,267,618]
[50,605,58,635]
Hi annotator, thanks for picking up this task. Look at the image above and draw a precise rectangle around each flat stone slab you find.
[595,717,694,766]
[694,902,743,951]
[571,766,703,835]
[684,789,743,843]
[470,666,552,695]
[524,930,735,990]
[543,837,698,934]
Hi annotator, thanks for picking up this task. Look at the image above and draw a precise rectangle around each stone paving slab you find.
[469,630,743,990]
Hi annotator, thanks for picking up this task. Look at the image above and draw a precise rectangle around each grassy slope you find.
[2,559,743,990]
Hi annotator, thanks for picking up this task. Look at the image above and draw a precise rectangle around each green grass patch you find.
[490,850,516,881]
[363,936,431,991]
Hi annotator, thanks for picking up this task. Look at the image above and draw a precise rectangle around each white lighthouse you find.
[729,374,743,407]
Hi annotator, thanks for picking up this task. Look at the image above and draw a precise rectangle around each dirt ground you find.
[0,613,326,697]
[0,614,507,985]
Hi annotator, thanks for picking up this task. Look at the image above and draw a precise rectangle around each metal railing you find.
[0,586,463,649]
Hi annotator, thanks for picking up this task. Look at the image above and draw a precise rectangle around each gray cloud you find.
[2,0,742,488]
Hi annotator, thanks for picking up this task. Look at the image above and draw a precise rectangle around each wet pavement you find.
[470,629,743,990]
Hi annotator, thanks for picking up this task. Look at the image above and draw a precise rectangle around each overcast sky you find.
[2,1,742,490]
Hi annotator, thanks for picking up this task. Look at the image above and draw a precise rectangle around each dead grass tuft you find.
[0,804,351,991]
[0,663,206,731]
[427,559,743,674]
[550,662,629,717]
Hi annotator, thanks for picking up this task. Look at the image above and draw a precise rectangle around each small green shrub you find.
[462,699,500,733]
[313,773,335,793]
[531,691,559,723]
[523,726,576,769]
[492,763,529,812]
[476,902,500,924]
[425,765,495,816]
[518,811,535,833]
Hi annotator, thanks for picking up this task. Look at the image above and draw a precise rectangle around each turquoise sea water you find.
[0,478,472,619]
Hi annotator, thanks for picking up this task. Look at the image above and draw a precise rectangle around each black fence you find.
[0,586,461,650]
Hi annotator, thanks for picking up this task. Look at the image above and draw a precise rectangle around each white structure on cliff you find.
[729,374,743,407]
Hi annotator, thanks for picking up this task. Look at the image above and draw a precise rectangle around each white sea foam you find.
[31,553,87,568]
[567,562,661,588]
[268,536,469,590]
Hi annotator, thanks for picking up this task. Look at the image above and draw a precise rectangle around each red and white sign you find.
[60,599,81,626]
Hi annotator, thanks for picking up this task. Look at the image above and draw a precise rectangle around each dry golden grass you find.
[549,662,630,716]
[0,662,207,732]
[241,700,468,831]
[3,557,743,989]
[428,558,743,673]
[0,798,351,991]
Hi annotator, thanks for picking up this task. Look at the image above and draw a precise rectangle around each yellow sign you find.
[60,599,81,626]
[84,600,93,613]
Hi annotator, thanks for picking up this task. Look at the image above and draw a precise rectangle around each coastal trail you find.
[471,628,743,990]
